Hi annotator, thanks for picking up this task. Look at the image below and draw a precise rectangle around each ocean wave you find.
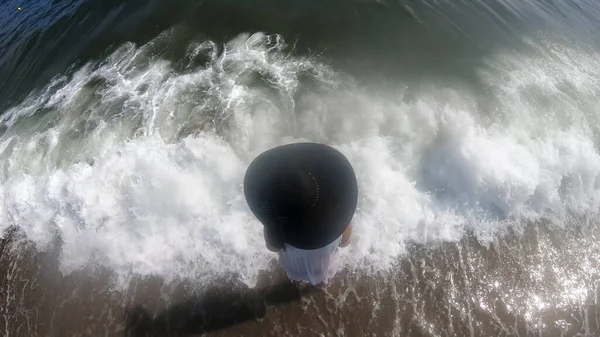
[1,30,600,287]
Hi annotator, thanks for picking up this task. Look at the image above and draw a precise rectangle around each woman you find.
[244,142,358,285]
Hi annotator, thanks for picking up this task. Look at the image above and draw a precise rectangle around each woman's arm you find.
[338,224,352,247]
[264,227,282,252]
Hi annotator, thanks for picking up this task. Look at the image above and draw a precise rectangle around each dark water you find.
[3,0,600,336]
[3,0,595,110]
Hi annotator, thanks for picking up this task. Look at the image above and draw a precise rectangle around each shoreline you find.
[1,224,599,336]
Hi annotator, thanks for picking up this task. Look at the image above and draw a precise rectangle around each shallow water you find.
[2,0,600,336]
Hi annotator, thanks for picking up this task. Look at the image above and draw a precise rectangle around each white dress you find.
[278,236,343,285]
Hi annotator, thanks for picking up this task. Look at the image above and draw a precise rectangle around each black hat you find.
[243,142,358,250]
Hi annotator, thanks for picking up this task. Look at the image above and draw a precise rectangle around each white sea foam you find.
[1,30,600,286]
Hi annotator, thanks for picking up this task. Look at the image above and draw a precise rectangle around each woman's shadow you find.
[124,278,318,337]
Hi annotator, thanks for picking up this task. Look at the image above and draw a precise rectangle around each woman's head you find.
[244,142,358,250]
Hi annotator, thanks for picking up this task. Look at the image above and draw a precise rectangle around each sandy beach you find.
[2,222,599,336]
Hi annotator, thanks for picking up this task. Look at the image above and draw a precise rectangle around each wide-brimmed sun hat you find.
[244,142,358,250]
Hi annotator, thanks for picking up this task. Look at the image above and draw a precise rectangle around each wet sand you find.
[2,223,599,337]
